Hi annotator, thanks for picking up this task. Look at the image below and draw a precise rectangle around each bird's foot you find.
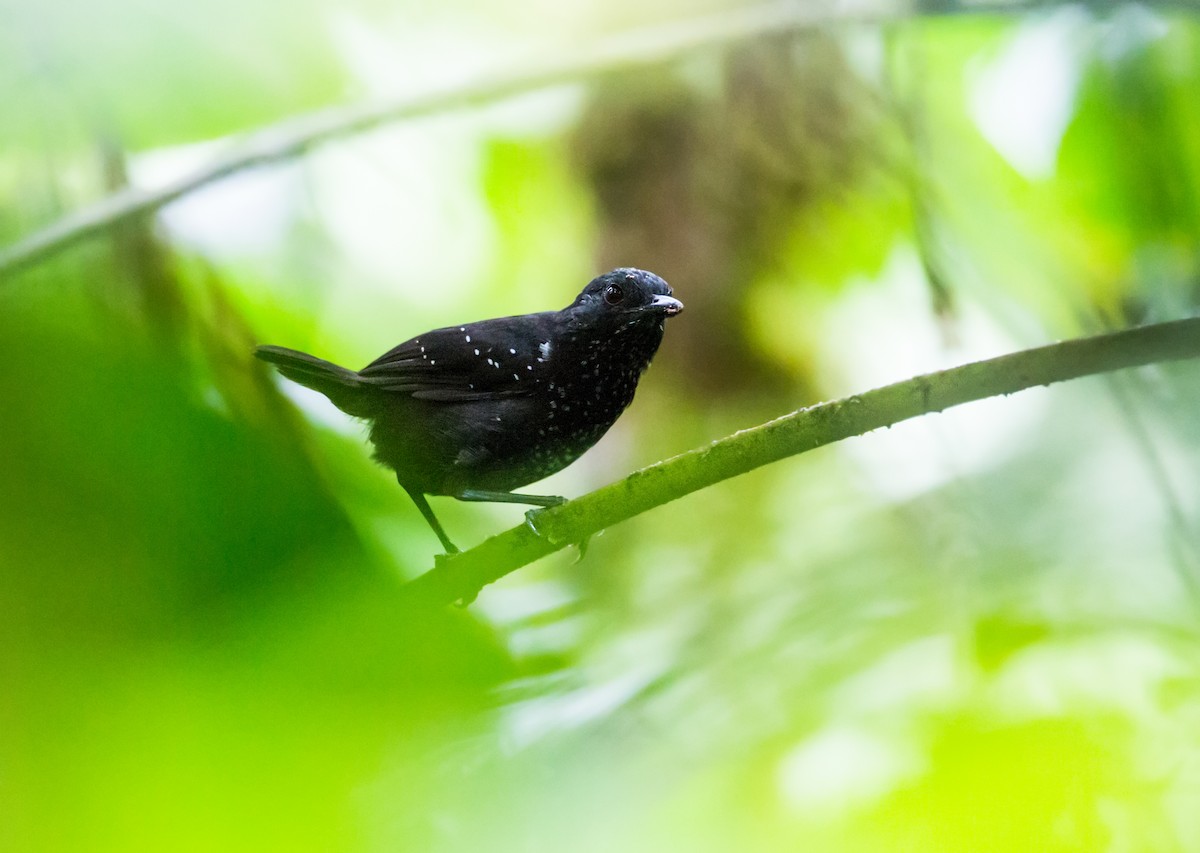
[454,584,481,608]
[526,502,590,559]
[430,549,479,607]
[524,507,548,538]
[524,502,567,543]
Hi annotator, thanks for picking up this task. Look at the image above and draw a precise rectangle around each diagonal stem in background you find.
[6,0,1110,281]
[0,0,893,280]
[399,317,1200,608]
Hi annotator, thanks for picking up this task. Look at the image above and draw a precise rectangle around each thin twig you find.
[6,0,1192,278]
[0,0,895,280]
[399,317,1200,608]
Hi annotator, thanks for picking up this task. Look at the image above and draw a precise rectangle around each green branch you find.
[399,317,1200,607]
[3,0,1097,280]
[3,0,1184,279]
[0,0,888,280]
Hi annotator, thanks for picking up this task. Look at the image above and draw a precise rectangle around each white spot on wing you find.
[539,340,552,361]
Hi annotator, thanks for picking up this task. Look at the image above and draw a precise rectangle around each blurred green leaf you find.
[0,0,363,152]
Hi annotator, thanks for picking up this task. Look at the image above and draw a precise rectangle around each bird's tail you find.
[255,345,370,416]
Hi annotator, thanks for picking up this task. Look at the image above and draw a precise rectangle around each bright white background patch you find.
[968,7,1088,179]
[777,725,922,814]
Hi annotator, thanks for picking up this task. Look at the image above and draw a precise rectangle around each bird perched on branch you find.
[256,268,682,553]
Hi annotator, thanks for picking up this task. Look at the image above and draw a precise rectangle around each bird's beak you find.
[649,294,684,316]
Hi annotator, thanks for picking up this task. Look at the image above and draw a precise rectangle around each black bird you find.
[256,268,682,553]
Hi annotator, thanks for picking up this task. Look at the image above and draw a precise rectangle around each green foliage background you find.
[3,1,1200,850]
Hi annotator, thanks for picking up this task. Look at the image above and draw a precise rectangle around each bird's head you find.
[567,268,683,329]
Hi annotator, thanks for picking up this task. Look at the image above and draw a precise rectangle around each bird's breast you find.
[428,321,665,493]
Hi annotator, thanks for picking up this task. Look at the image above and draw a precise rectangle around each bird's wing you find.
[357,314,553,402]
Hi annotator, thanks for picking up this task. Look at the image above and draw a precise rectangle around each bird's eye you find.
[603,283,624,305]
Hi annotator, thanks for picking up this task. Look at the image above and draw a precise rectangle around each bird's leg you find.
[402,485,460,554]
[455,489,566,507]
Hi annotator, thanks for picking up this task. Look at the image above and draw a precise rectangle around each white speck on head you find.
[513,373,519,380]
[465,335,472,343]
[509,348,516,355]
[527,365,533,371]
[460,327,465,332]
[430,359,436,365]
[420,346,425,353]
[474,349,480,356]
[539,340,552,360]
